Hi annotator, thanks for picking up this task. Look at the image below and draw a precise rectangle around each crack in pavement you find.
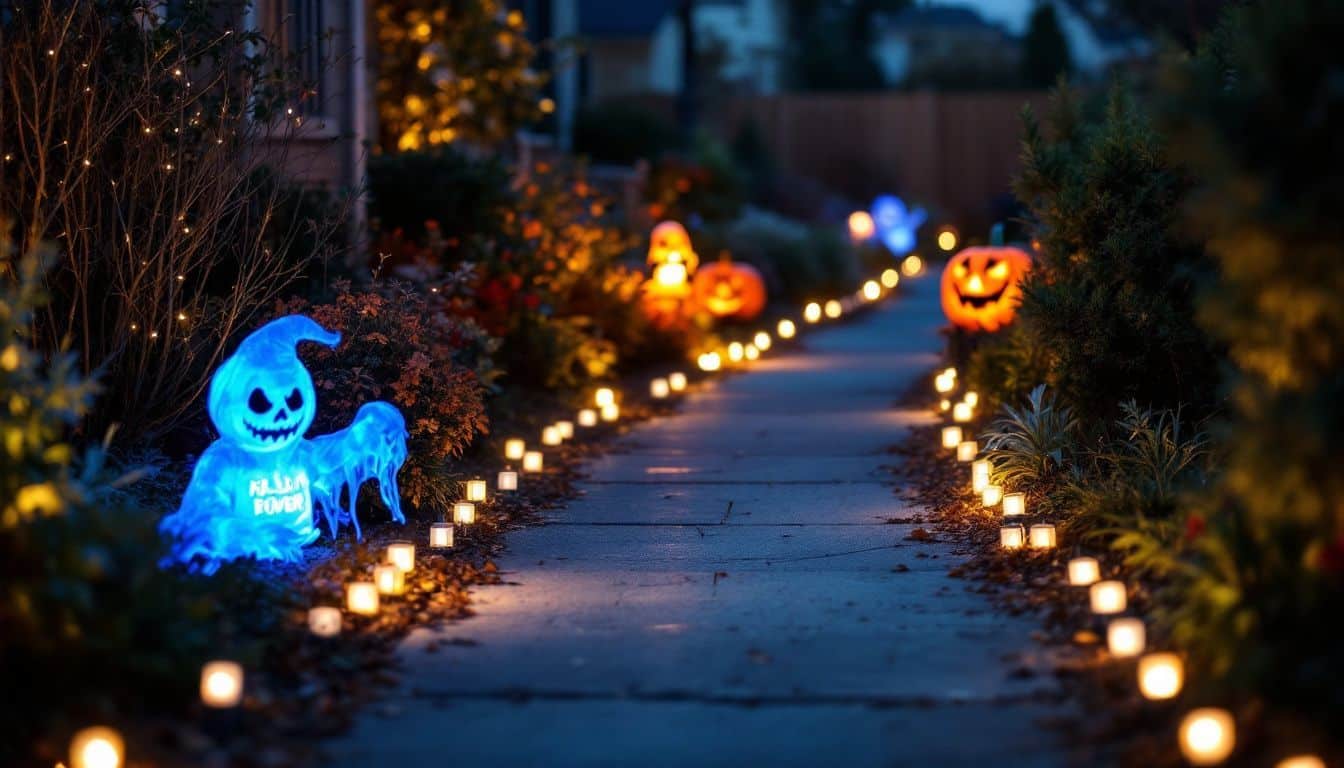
[408,687,1064,710]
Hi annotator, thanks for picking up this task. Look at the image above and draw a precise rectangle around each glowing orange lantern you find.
[691,254,767,321]
[641,220,700,328]
[848,210,875,242]
[647,220,699,275]
[939,246,1032,333]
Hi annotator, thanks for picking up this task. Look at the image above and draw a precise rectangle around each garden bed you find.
[887,371,1343,768]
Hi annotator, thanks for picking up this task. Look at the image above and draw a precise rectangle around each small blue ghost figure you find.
[871,195,927,257]
[160,315,408,573]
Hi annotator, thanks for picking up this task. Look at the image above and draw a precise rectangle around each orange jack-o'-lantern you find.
[940,246,1032,332]
[692,253,767,321]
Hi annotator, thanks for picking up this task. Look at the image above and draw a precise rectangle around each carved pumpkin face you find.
[647,220,699,274]
[692,256,767,321]
[940,246,1032,332]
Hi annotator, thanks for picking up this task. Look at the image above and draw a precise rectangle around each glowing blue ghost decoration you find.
[871,195,926,257]
[160,315,408,573]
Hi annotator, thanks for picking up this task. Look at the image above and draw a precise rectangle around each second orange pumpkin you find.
[692,255,767,322]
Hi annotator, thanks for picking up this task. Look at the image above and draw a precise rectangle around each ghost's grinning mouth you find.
[956,285,1006,309]
[244,420,300,442]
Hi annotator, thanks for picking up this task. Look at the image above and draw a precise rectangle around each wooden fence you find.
[711,91,1049,230]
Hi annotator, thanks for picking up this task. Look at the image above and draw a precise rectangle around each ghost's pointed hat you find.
[207,315,341,424]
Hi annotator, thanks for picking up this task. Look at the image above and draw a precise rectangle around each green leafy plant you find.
[1010,82,1220,424]
[715,208,858,303]
[1069,402,1211,575]
[965,323,1052,413]
[981,384,1078,491]
[0,223,223,763]
[1154,0,1344,722]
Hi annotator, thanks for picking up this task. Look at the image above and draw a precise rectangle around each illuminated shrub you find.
[281,282,489,515]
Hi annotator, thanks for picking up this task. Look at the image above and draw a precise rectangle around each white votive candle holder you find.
[504,438,526,460]
[1179,708,1236,766]
[1138,653,1183,700]
[777,319,797,338]
[386,541,415,573]
[952,402,973,422]
[601,403,620,422]
[594,387,615,408]
[454,501,477,524]
[668,372,687,392]
[429,522,454,549]
[1068,557,1100,586]
[754,331,772,351]
[308,606,342,637]
[542,426,562,446]
[1028,524,1056,549]
[1089,580,1127,614]
[200,660,244,708]
[497,470,518,492]
[70,726,124,768]
[556,420,575,439]
[374,564,404,596]
[523,450,545,472]
[465,479,487,502]
[1107,618,1146,657]
[1002,492,1026,516]
[971,459,991,493]
[650,378,670,399]
[941,426,962,449]
[1000,525,1026,549]
[956,440,978,462]
[577,408,598,427]
[347,582,379,615]
[982,484,1004,508]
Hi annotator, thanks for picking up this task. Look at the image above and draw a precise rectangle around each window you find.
[268,0,327,117]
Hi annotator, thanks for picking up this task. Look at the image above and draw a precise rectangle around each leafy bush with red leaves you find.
[280,280,492,514]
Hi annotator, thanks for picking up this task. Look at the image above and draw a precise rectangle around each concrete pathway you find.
[329,277,1068,767]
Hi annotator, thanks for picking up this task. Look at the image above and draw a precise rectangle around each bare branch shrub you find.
[1,0,349,443]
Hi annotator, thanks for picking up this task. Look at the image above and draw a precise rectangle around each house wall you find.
[250,0,367,198]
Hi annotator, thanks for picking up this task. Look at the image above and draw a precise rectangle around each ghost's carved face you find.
[209,357,317,453]
[647,221,699,273]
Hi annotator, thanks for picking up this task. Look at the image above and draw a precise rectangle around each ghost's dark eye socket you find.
[248,388,272,414]
[285,388,303,411]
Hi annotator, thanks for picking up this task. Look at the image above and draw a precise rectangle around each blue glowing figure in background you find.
[160,315,408,573]
[871,195,927,257]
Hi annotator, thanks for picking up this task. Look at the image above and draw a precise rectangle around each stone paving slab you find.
[494,520,926,572]
[575,453,897,484]
[385,565,1051,701]
[601,409,935,458]
[554,481,919,526]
